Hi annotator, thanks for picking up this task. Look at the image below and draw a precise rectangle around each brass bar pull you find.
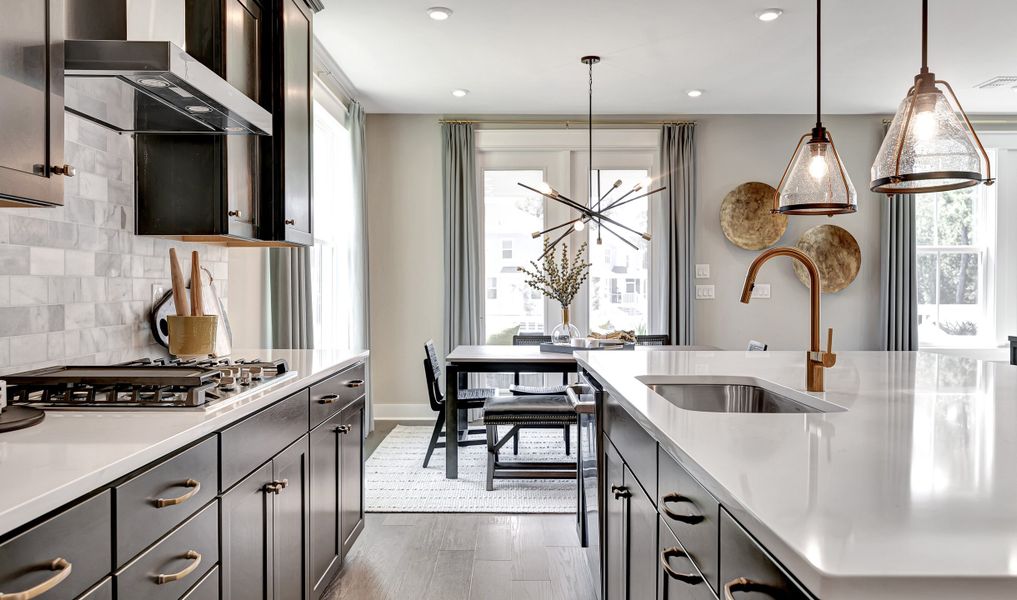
[318,394,340,404]
[154,479,201,508]
[723,577,781,599]
[345,379,365,388]
[611,485,631,500]
[659,548,702,585]
[228,210,242,218]
[0,558,72,600]
[284,219,295,225]
[335,424,353,434]
[155,550,202,584]
[661,492,705,524]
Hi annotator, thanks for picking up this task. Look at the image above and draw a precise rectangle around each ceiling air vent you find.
[974,76,1017,89]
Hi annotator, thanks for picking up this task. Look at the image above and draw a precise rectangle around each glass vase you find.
[551,307,581,345]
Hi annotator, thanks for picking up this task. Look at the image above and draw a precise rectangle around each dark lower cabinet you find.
[0,0,68,207]
[309,396,365,598]
[339,397,365,555]
[603,441,657,600]
[658,519,713,600]
[222,462,274,600]
[273,436,310,600]
[222,436,311,600]
[719,509,812,600]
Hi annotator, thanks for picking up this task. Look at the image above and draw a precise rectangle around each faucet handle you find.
[809,328,837,368]
[827,328,834,355]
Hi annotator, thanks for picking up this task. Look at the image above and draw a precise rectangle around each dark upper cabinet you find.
[0,0,71,207]
[263,0,313,246]
[136,0,269,243]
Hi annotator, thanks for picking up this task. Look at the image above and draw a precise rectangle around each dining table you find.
[443,345,580,479]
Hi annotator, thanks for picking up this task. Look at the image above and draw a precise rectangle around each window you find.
[310,98,356,349]
[916,158,995,347]
[482,170,546,344]
[588,169,651,334]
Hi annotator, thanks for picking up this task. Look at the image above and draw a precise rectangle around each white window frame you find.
[476,129,660,336]
[981,133,1017,346]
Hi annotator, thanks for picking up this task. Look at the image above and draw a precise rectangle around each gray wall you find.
[0,115,229,375]
[364,113,885,416]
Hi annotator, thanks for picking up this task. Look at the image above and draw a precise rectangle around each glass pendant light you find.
[774,0,856,215]
[870,0,993,194]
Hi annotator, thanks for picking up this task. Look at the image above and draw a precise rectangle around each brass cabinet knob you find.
[51,164,76,177]
[228,210,242,218]
[284,218,295,225]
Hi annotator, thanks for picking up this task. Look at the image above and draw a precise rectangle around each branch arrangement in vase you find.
[518,239,591,343]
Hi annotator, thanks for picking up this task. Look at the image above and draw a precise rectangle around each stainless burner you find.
[5,357,292,410]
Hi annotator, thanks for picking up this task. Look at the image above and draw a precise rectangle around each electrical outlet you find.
[695,264,710,279]
[751,283,771,299]
[151,284,165,304]
[695,284,715,300]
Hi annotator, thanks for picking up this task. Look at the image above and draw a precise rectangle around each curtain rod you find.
[439,118,694,126]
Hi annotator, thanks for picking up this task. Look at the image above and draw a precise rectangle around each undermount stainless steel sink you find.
[647,383,825,414]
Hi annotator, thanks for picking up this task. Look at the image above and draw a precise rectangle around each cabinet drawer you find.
[115,436,218,565]
[309,362,366,428]
[182,565,219,600]
[603,390,657,501]
[719,508,813,600]
[0,490,112,600]
[658,447,719,594]
[658,518,715,600]
[116,500,219,600]
[220,389,310,491]
[80,577,113,600]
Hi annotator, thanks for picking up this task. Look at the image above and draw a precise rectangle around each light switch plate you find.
[751,283,771,299]
[695,264,710,279]
[151,284,165,304]
[696,284,715,300]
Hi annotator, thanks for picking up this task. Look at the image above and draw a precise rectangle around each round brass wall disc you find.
[793,224,861,293]
[720,182,788,250]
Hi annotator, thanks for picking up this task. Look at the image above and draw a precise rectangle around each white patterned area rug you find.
[366,425,577,513]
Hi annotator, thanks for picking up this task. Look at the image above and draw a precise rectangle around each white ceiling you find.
[315,0,1017,115]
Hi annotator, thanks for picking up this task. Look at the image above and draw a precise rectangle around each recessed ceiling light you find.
[687,89,703,98]
[186,105,212,113]
[451,89,469,98]
[427,7,453,20]
[756,8,784,22]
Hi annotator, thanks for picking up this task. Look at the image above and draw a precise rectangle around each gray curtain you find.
[346,99,372,429]
[878,123,919,351]
[269,247,314,349]
[656,123,697,345]
[441,123,484,355]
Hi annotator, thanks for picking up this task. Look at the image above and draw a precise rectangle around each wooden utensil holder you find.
[168,315,218,358]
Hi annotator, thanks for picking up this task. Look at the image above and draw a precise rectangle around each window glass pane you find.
[917,252,937,305]
[484,170,545,343]
[936,190,975,246]
[937,252,980,306]
[588,169,650,334]
[310,100,354,349]
[915,196,935,246]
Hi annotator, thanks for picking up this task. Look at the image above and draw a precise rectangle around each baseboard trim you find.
[373,403,435,421]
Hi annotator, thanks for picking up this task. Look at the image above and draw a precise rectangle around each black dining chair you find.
[509,333,571,455]
[421,340,491,468]
[636,334,671,346]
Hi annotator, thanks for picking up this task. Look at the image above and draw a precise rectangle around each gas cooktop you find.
[4,357,296,410]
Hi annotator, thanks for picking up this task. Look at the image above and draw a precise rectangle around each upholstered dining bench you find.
[483,394,578,491]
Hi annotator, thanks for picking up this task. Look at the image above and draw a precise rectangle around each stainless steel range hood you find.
[63,0,272,135]
[65,41,272,135]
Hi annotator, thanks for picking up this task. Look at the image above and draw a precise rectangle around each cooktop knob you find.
[219,376,237,391]
[249,366,264,380]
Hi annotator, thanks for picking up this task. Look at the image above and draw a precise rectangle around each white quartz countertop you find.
[0,348,368,537]
[576,350,1017,599]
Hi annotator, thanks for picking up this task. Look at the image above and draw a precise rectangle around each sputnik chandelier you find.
[519,56,666,260]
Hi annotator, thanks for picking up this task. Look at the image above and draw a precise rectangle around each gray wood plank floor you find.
[322,512,597,600]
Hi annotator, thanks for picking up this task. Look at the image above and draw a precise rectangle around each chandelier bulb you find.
[808,154,829,180]
[574,221,586,231]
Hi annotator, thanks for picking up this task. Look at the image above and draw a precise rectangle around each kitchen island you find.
[579,349,1017,599]
[0,348,368,600]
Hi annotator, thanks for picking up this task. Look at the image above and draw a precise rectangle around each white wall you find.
[693,114,884,351]
[363,113,887,416]
[366,115,445,417]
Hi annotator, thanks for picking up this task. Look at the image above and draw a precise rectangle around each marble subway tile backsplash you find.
[0,115,229,375]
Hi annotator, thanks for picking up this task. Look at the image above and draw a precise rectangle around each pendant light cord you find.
[921,0,928,71]
[816,0,822,128]
[588,59,593,209]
